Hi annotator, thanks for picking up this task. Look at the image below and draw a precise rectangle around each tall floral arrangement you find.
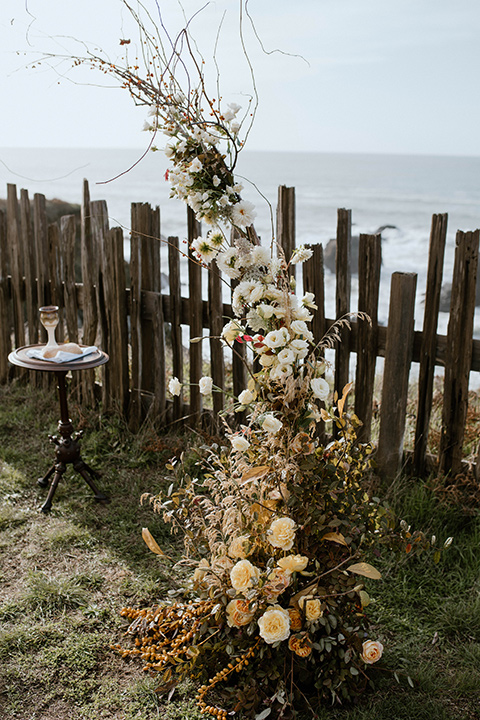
[58,3,445,715]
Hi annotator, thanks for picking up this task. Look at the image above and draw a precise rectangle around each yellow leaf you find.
[337,382,352,418]
[241,465,270,483]
[320,408,330,422]
[321,531,348,547]
[359,590,370,607]
[347,562,382,580]
[142,528,171,558]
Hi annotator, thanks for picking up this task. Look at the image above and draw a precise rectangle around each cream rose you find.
[230,559,260,593]
[277,554,309,573]
[238,389,255,405]
[193,558,209,582]
[222,320,244,343]
[258,605,290,644]
[230,434,250,452]
[310,377,330,401]
[168,377,182,396]
[199,376,213,395]
[299,595,323,621]
[226,599,255,628]
[228,535,251,559]
[268,517,296,550]
[361,639,384,664]
[262,414,283,434]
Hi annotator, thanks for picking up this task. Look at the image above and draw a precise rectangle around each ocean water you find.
[1,147,480,339]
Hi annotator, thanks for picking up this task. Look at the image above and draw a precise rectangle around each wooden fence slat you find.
[0,209,11,382]
[103,227,129,416]
[91,200,110,407]
[355,233,382,442]
[80,181,99,405]
[48,222,65,342]
[152,292,166,424]
[34,193,49,339]
[277,186,296,275]
[19,189,38,344]
[439,230,479,476]
[413,213,448,475]
[303,243,326,442]
[168,235,184,424]
[377,272,417,478]
[60,215,79,344]
[7,184,25,350]
[303,243,326,347]
[208,262,225,428]
[334,208,352,410]
[81,180,98,346]
[187,207,203,427]
[128,207,142,431]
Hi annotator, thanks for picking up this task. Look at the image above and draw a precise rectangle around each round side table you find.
[8,345,110,513]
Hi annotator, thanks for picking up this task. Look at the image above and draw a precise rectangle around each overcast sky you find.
[1,0,479,156]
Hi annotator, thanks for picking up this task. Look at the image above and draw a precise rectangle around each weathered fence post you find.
[60,215,79,346]
[208,263,225,430]
[355,233,382,442]
[335,208,351,410]
[187,207,203,427]
[168,236,184,426]
[303,243,326,347]
[7,184,25,350]
[277,185,296,273]
[19,189,38,344]
[34,193,49,339]
[80,180,98,405]
[103,226,129,416]
[303,243,326,442]
[0,209,11,383]
[439,229,479,476]
[413,214,448,476]
[377,272,417,478]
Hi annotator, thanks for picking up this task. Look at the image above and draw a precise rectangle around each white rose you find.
[361,640,384,664]
[276,348,295,365]
[230,559,260,593]
[258,605,290,644]
[222,320,244,344]
[310,377,330,401]
[230,434,250,452]
[262,414,283,434]
[259,353,276,367]
[268,517,296,550]
[238,389,255,405]
[263,328,290,349]
[168,377,182,396]
[199,376,213,395]
[290,339,309,359]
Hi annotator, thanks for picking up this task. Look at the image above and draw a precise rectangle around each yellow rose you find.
[230,559,260,593]
[288,608,303,632]
[228,535,252,559]
[226,599,255,628]
[258,605,290,644]
[288,634,312,658]
[277,554,309,573]
[193,558,210,582]
[299,595,323,621]
[361,640,384,664]
[268,517,296,550]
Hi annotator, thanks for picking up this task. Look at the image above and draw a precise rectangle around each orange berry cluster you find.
[115,600,214,672]
[196,639,261,719]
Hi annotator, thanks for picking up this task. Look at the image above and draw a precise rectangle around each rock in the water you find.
[324,225,395,274]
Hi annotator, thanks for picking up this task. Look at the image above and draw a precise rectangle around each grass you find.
[0,382,479,719]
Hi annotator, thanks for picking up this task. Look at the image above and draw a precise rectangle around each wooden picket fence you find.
[0,180,479,479]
